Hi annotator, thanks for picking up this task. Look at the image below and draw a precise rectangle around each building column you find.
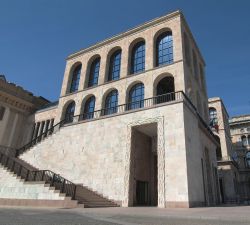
[145,33,154,70]
[120,42,129,79]
[7,112,19,147]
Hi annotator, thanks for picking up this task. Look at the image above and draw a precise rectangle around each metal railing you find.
[17,120,65,156]
[0,152,77,199]
[73,91,181,122]
[17,91,218,156]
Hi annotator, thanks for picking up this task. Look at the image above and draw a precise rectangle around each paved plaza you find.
[0,206,250,225]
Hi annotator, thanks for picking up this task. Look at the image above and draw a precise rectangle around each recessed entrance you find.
[130,122,158,206]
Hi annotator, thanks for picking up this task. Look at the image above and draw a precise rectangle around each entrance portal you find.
[131,123,158,206]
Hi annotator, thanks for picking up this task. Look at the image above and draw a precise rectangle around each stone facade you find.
[229,115,250,202]
[0,75,49,149]
[17,10,220,208]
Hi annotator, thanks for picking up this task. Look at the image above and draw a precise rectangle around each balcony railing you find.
[70,91,180,123]
[17,91,217,156]
[0,152,77,199]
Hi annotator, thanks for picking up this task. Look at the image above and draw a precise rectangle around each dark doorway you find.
[136,181,149,205]
[219,178,225,203]
[131,123,158,206]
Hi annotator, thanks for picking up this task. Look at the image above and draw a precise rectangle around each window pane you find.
[70,65,81,93]
[131,41,145,74]
[108,50,121,81]
[128,83,144,110]
[88,58,100,87]
[156,32,173,66]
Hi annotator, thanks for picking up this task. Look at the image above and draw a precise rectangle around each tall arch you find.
[154,75,175,103]
[86,56,100,88]
[82,96,96,120]
[127,82,144,110]
[63,101,75,124]
[130,40,145,74]
[67,63,82,93]
[107,49,122,81]
[155,30,173,67]
[103,89,119,115]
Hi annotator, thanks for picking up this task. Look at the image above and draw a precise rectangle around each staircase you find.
[0,152,119,208]
[0,164,77,208]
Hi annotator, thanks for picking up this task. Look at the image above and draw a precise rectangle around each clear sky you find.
[0,0,249,117]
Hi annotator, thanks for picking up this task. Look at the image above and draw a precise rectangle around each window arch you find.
[209,107,218,126]
[155,31,173,66]
[127,83,144,110]
[103,89,118,115]
[69,64,81,93]
[82,96,95,120]
[88,57,100,87]
[155,76,175,103]
[108,50,121,81]
[130,41,145,74]
[64,101,75,124]
[246,152,250,168]
[242,135,247,147]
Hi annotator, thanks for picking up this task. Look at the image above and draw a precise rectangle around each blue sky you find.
[0,0,249,117]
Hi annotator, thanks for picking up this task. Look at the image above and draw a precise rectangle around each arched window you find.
[131,41,145,74]
[242,135,247,147]
[108,50,121,81]
[82,96,95,120]
[127,83,144,110]
[64,102,75,124]
[103,90,118,115]
[69,64,81,93]
[155,76,175,103]
[209,107,218,127]
[156,31,173,66]
[88,58,100,87]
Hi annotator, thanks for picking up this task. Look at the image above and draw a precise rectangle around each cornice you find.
[67,10,181,60]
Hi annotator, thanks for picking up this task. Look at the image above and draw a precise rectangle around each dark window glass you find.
[104,90,118,115]
[246,152,250,168]
[127,83,144,110]
[108,50,121,81]
[209,108,218,126]
[131,41,145,74]
[242,135,247,147]
[88,58,100,87]
[156,76,175,104]
[156,32,173,66]
[0,106,6,120]
[83,96,95,120]
[64,102,75,124]
[69,65,81,93]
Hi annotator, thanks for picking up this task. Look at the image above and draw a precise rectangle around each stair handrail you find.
[16,119,65,157]
[0,151,76,200]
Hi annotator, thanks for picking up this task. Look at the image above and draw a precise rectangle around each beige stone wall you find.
[20,100,216,207]
[183,103,218,206]
[55,12,188,124]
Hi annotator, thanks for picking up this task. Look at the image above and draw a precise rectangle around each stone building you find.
[229,115,250,202]
[0,75,49,152]
[208,98,250,203]
[208,97,239,203]
[0,10,221,208]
